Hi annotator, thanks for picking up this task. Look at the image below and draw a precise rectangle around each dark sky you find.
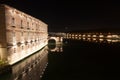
[1,0,120,32]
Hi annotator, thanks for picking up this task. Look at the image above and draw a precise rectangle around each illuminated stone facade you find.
[0,4,48,65]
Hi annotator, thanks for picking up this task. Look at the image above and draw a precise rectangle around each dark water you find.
[42,39,120,80]
[1,39,120,80]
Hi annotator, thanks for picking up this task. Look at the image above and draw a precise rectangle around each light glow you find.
[99,35,104,38]
[92,35,96,37]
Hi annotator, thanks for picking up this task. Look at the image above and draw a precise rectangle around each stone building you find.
[0,4,48,65]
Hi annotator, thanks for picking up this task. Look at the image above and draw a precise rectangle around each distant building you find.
[0,4,48,65]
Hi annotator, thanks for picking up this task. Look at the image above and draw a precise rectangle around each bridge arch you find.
[48,36,63,45]
[48,38,56,44]
[48,36,63,52]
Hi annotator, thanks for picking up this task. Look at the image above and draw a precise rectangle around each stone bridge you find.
[48,32,66,44]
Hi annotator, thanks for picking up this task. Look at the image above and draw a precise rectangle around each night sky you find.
[1,0,120,32]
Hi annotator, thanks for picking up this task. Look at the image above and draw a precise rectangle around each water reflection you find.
[48,37,63,53]
[48,44,63,52]
[66,33,120,43]
[0,46,48,80]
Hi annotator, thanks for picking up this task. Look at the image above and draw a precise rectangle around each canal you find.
[42,39,120,80]
[0,38,120,80]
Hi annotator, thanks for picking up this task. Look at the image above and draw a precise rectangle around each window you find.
[21,20,23,29]
[32,23,34,30]
[27,22,29,29]
[27,22,29,26]
[12,18,15,27]
[12,18,15,24]
[36,24,37,30]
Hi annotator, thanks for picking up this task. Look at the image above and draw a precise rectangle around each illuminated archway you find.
[48,36,63,52]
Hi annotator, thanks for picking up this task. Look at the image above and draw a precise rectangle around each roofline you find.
[0,4,48,26]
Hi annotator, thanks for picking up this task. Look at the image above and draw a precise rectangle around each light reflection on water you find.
[0,44,63,80]
[42,37,120,80]
[1,32,120,80]
[0,46,49,80]
[66,33,120,43]
[48,44,63,53]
